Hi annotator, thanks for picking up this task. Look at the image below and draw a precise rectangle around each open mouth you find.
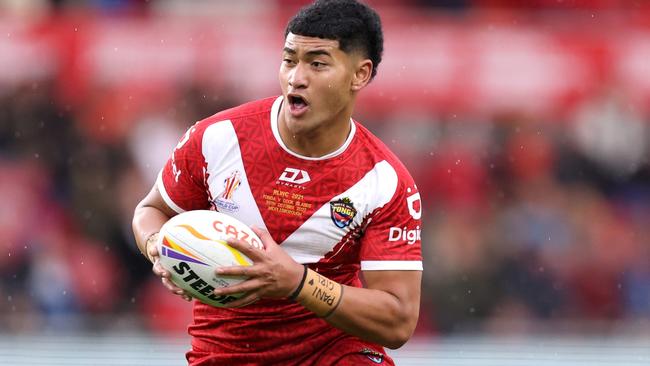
[287,94,309,116]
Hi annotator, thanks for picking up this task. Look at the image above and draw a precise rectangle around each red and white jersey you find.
[158,96,422,365]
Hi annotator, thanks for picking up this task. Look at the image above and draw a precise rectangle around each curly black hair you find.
[284,0,384,80]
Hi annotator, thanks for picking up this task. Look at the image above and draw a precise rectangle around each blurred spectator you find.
[571,87,648,180]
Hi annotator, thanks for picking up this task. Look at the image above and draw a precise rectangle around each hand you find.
[213,226,305,308]
[147,233,193,302]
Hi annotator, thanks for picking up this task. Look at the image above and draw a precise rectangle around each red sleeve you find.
[157,123,211,213]
[360,177,423,271]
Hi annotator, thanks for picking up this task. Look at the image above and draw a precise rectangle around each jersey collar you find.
[270,96,356,161]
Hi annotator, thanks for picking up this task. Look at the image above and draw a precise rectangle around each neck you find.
[278,103,353,158]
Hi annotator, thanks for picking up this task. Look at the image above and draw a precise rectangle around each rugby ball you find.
[157,210,263,307]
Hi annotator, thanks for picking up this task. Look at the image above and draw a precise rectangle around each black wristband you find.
[289,264,308,300]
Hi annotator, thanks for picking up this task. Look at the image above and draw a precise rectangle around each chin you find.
[286,115,316,134]
[285,109,306,122]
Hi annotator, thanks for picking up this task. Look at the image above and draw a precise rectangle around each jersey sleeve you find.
[360,178,423,271]
[157,123,211,213]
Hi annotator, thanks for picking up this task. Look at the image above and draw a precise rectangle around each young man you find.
[132,1,423,365]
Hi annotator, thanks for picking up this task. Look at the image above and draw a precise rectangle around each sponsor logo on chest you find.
[277,167,310,189]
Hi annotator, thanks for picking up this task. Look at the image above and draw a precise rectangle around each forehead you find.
[284,32,341,54]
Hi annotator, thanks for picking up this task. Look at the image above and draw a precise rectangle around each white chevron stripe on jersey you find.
[281,160,398,263]
[202,120,267,231]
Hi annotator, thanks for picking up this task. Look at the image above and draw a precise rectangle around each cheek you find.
[322,75,350,104]
[278,70,287,91]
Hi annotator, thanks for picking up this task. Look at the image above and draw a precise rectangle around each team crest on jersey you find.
[330,197,357,228]
[213,171,241,212]
[359,348,384,364]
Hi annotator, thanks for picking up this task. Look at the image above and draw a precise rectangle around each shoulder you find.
[353,121,415,187]
[199,96,277,127]
[181,96,278,146]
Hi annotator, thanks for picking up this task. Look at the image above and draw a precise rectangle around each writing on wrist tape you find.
[295,268,344,318]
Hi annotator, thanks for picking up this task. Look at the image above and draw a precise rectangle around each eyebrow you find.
[283,47,332,58]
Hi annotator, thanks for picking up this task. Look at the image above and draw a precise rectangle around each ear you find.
[351,59,373,92]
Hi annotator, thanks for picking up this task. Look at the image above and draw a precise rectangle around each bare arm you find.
[324,270,421,349]
[132,184,192,301]
[132,184,178,261]
[214,228,422,349]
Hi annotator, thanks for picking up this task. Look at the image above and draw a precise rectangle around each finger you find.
[152,261,171,278]
[161,277,192,300]
[213,278,263,297]
[224,292,260,308]
[161,277,182,291]
[148,243,160,257]
[250,226,276,251]
[225,237,264,261]
[174,287,193,299]
[216,264,258,278]
[161,278,190,298]
[161,277,182,292]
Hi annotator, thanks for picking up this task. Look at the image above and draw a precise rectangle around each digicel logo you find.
[406,187,421,220]
[388,226,421,244]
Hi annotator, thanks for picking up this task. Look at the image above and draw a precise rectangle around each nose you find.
[288,62,308,89]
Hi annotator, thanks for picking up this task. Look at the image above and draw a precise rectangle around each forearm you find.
[132,204,172,260]
[328,286,418,348]
[293,268,420,349]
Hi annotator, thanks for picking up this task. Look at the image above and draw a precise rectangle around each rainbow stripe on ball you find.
[161,224,251,267]
[161,235,208,266]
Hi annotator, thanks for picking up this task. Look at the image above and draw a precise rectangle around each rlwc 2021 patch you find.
[330,197,357,228]
[214,170,241,213]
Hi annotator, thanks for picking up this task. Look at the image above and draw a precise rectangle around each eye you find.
[311,61,326,68]
[283,58,296,66]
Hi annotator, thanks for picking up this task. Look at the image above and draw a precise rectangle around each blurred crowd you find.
[5,0,648,12]
[391,96,650,335]
[2,77,648,337]
[0,77,236,333]
[1,1,649,338]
